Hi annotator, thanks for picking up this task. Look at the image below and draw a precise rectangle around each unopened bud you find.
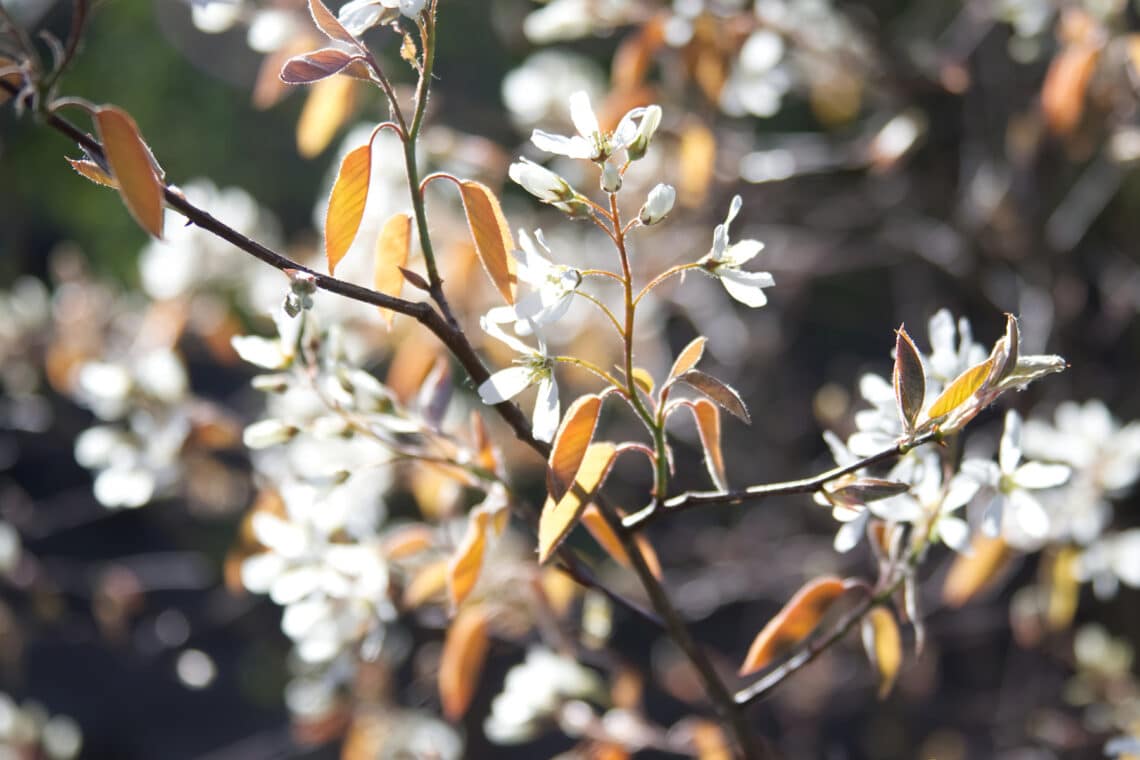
[509,159,575,204]
[638,183,676,226]
[627,105,662,161]
[600,162,622,193]
[242,419,297,449]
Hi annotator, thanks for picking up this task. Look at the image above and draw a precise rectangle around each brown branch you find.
[623,430,940,531]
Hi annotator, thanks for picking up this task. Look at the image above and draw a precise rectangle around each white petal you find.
[1008,489,1049,540]
[719,268,773,308]
[568,90,599,140]
[723,239,764,266]
[938,515,972,554]
[94,466,155,509]
[531,375,561,443]
[1012,461,1071,490]
[999,410,1023,473]
[531,130,595,160]
[251,513,308,558]
[270,566,321,605]
[942,473,981,514]
[611,107,645,148]
[281,597,331,639]
[980,493,1005,537]
[833,513,867,553]
[240,552,286,593]
[481,313,536,356]
[231,335,288,370]
[724,195,743,230]
[479,367,534,404]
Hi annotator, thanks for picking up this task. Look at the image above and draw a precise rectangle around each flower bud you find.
[509,159,575,203]
[638,183,676,226]
[600,162,622,193]
[627,105,662,161]
[242,419,298,449]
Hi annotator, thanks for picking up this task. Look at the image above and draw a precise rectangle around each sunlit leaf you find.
[402,559,449,608]
[547,394,603,502]
[458,181,517,304]
[448,509,490,608]
[538,442,617,564]
[925,357,994,422]
[893,326,925,434]
[580,504,662,579]
[1042,43,1099,137]
[669,337,707,381]
[324,142,371,273]
[67,157,117,188]
[281,48,371,84]
[677,370,749,423]
[631,367,655,396]
[942,535,1012,608]
[297,74,356,158]
[307,0,358,46]
[739,576,847,675]
[824,478,910,507]
[678,123,716,207]
[861,607,902,699]
[387,337,441,403]
[374,213,411,327]
[438,605,490,720]
[95,106,165,238]
[253,37,315,110]
[1046,546,1079,631]
[690,399,726,491]
[540,567,580,616]
[381,524,435,560]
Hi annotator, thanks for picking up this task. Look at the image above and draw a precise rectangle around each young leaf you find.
[668,336,707,381]
[925,357,994,421]
[580,504,662,578]
[892,326,925,434]
[280,48,370,84]
[324,142,372,273]
[448,509,490,608]
[402,559,449,608]
[297,74,356,158]
[374,213,412,328]
[942,535,1012,608]
[458,181,517,304]
[438,605,490,720]
[95,106,165,238]
[676,370,750,423]
[689,399,727,491]
[381,524,435,560]
[307,0,359,46]
[538,442,617,564]
[823,478,910,508]
[739,576,847,675]
[861,607,902,699]
[547,394,603,502]
[631,367,655,396]
[67,157,117,188]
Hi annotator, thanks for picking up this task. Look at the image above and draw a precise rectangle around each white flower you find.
[700,195,774,308]
[627,104,662,160]
[509,230,582,328]
[477,316,560,442]
[484,648,604,745]
[530,90,657,162]
[638,184,676,226]
[961,410,1071,548]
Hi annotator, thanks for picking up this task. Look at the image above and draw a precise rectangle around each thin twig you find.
[623,430,940,530]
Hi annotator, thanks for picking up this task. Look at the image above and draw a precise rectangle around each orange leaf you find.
[580,504,662,579]
[95,106,164,238]
[925,357,994,421]
[611,17,666,91]
[281,48,370,84]
[307,0,358,46]
[538,442,617,564]
[403,560,449,608]
[381,524,435,560]
[324,142,371,273]
[458,181,517,304]
[297,73,356,158]
[739,576,847,675]
[547,394,603,501]
[678,123,716,207]
[690,399,726,490]
[67,157,117,188]
[668,336,707,381]
[448,509,490,609]
[862,607,902,699]
[943,535,1012,608]
[1042,44,1100,137]
[438,605,490,720]
[374,213,412,327]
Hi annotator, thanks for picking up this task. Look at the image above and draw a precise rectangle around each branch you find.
[623,430,940,530]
